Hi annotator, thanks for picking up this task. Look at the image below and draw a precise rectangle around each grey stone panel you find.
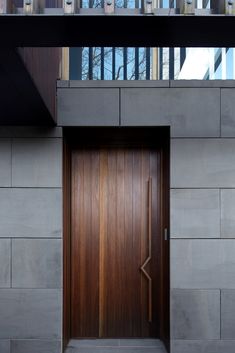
[171,189,220,238]
[171,289,220,339]
[171,80,235,88]
[69,81,170,88]
[0,289,61,339]
[221,89,235,137]
[0,127,62,138]
[221,290,235,339]
[0,340,10,353]
[171,139,235,188]
[0,139,11,187]
[11,340,61,353]
[12,138,62,187]
[0,188,62,238]
[0,239,10,288]
[171,239,235,289]
[171,340,235,353]
[12,239,61,288]
[121,88,220,137]
[221,189,235,238]
[57,88,119,126]
[57,80,69,87]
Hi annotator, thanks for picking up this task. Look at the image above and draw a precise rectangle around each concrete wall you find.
[0,127,62,353]
[58,80,235,353]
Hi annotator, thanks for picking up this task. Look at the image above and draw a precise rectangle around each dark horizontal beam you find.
[0,15,235,47]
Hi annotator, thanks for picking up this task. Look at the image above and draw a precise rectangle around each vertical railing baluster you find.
[146,47,150,80]
[112,47,116,80]
[69,47,83,80]
[0,0,11,13]
[89,47,93,80]
[211,0,235,14]
[178,0,195,14]
[222,48,227,79]
[135,48,139,80]
[101,47,105,80]
[169,47,174,80]
[159,48,163,80]
[104,0,114,13]
[123,47,128,80]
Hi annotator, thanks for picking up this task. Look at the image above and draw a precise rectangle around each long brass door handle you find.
[140,177,152,323]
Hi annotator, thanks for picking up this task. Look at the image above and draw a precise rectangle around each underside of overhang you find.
[0,48,55,125]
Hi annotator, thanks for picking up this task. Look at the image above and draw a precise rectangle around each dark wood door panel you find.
[71,149,100,337]
[71,145,163,339]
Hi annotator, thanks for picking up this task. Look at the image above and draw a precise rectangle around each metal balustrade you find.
[0,0,234,15]
[69,46,235,80]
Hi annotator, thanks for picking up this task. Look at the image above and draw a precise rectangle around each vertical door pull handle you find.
[164,228,168,241]
[140,177,152,323]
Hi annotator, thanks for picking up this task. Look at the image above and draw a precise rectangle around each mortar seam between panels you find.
[10,238,12,288]
[119,88,121,126]
[219,189,222,239]
[10,138,12,187]
[220,88,222,138]
[220,289,222,340]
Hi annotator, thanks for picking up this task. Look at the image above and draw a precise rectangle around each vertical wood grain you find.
[70,142,167,340]
[71,149,100,337]
[99,149,108,337]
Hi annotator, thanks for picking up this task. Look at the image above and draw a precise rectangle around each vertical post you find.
[0,0,12,13]
[104,0,114,13]
[211,0,235,14]
[101,47,104,80]
[146,47,151,80]
[64,0,80,13]
[152,48,158,80]
[135,48,139,80]
[169,47,174,80]
[178,0,195,14]
[159,48,163,80]
[226,0,235,14]
[62,47,70,80]
[88,47,93,80]
[112,47,116,80]
[142,0,154,13]
[69,47,82,80]
[23,0,45,13]
[123,47,127,80]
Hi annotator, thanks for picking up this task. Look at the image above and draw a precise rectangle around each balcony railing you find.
[0,0,235,15]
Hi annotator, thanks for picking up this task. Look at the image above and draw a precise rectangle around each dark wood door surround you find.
[63,128,170,351]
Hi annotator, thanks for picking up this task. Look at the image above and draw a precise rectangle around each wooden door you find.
[70,144,165,339]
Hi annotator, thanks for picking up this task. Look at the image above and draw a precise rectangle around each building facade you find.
[1,1,235,353]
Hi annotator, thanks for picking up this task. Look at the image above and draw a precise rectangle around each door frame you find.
[63,127,170,352]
